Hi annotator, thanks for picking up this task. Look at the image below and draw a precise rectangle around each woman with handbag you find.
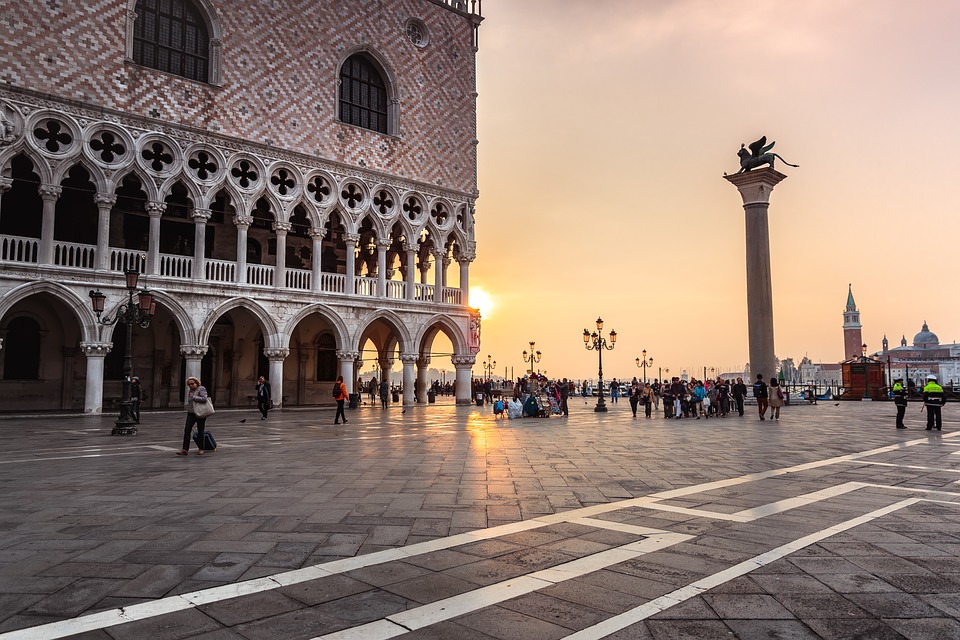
[178,376,212,456]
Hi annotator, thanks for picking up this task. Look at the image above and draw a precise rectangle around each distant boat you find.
[815,390,833,401]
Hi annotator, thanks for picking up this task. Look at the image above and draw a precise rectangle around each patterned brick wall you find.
[0,0,479,196]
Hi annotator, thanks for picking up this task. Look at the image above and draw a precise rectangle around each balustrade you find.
[110,248,145,273]
[443,287,463,305]
[355,276,376,296]
[247,263,274,287]
[54,241,96,269]
[286,268,311,290]
[415,283,434,301]
[386,280,406,299]
[319,272,345,293]
[159,253,193,279]
[0,235,39,264]
[205,259,236,283]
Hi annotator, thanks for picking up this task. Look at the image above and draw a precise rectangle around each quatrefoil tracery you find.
[341,183,364,209]
[231,160,259,189]
[34,120,72,153]
[142,142,174,172]
[188,151,218,180]
[307,175,331,203]
[403,196,422,221]
[373,190,394,215]
[271,168,296,196]
[90,131,125,163]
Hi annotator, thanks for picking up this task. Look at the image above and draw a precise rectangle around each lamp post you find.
[482,354,497,380]
[522,342,541,375]
[635,350,653,384]
[862,343,870,400]
[89,269,155,435]
[583,317,617,413]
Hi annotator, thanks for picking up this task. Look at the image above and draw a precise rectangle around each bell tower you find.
[842,284,863,360]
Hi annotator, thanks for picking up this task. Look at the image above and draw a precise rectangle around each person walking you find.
[610,378,620,404]
[256,375,272,420]
[768,378,784,421]
[641,382,654,418]
[732,377,747,417]
[379,378,390,409]
[923,374,945,431]
[559,378,570,416]
[753,374,769,421]
[130,376,144,424]
[893,377,908,429]
[334,375,349,424]
[628,381,640,417]
[178,376,209,456]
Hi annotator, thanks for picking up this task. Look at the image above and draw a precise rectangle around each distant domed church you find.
[878,321,960,388]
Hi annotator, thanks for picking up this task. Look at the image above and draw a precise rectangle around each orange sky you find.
[462,0,960,383]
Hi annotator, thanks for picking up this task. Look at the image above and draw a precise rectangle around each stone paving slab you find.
[0,401,958,638]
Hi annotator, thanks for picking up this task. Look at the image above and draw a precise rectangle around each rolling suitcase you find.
[193,429,217,451]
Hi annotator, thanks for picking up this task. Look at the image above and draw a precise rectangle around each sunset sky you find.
[463,0,960,383]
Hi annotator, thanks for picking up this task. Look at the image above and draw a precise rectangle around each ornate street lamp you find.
[522,341,541,375]
[862,343,871,400]
[635,350,653,384]
[89,269,155,435]
[583,317,617,413]
[482,354,497,380]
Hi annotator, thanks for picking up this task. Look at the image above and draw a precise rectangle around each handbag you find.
[193,398,215,418]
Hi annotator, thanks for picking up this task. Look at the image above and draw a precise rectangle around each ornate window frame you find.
[336,46,398,137]
[125,0,224,86]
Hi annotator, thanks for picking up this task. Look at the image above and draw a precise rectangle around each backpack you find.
[332,383,340,398]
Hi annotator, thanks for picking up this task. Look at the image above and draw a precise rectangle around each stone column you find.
[458,258,471,307]
[273,221,291,289]
[192,208,211,280]
[264,348,289,408]
[442,256,452,288]
[146,201,166,275]
[38,184,61,265]
[400,354,417,406]
[378,356,394,388]
[80,342,112,414]
[344,233,359,295]
[310,228,325,291]
[405,243,417,300]
[432,250,445,303]
[94,194,116,270]
[453,356,476,405]
[377,241,389,297]
[235,213,251,284]
[338,350,360,394]
[724,168,787,383]
[416,355,430,403]
[180,344,208,400]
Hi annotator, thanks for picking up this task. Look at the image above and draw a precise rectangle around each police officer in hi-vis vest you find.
[893,377,907,429]
[922,374,946,431]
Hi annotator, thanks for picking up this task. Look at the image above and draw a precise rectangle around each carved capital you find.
[404,242,419,253]
[180,344,208,358]
[264,348,289,360]
[309,228,326,240]
[337,350,361,361]
[234,214,253,228]
[94,193,117,208]
[80,342,112,357]
[192,208,212,223]
[0,177,12,193]
[452,355,477,367]
[431,249,446,260]
[272,221,292,233]
[344,233,361,245]
[458,256,474,266]
[145,201,167,217]
[399,354,419,365]
[417,356,431,367]
[377,241,390,251]
[39,184,62,201]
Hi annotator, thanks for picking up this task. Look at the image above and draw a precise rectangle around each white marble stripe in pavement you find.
[564,497,927,640]
[855,460,960,473]
[313,533,692,640]
[5,432,955,640]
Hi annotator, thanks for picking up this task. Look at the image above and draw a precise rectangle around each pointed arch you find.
[198,297,280,347]
[355,308,413,353]
[415,314,468,356]
[283,303,351,350]
[0,280,98,343]
[1,148,52,184]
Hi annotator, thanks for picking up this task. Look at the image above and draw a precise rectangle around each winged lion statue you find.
[737,136,799,173]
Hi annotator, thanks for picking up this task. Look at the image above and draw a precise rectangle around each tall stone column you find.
[146,202,166,275]
[81,342,112,414]
[453,355,476,405]
[338,350,360,394]
[378,356,394,387]
[405,244,417,300]
[432,250,444,303]
[38,184,62,265]
[273,221,291,289]
[264,348,289,408]
[400,354,417,406]
[416,355,430,403]
[344,233,359,295]
[377,241,389,297]
[235,213,251,284]
[192,208,211,280]
[724,168,787,383]
[310,228,325,291]
[458,257,471,307]
[180,344,208,400]
[94,194,116,270]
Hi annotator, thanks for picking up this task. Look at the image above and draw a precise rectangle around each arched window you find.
[339,54,389,134]
[133,0,210,83]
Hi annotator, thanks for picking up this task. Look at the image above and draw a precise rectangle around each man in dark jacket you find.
[753,374,768,421]
[732,377,747,416]
[256,376,271,420]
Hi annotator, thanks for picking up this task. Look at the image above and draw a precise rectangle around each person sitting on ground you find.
[507,397,524,419]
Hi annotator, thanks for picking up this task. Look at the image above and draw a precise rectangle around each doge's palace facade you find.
[0,0,483,412]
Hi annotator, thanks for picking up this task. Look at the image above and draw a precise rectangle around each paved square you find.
[1,400,959,639]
